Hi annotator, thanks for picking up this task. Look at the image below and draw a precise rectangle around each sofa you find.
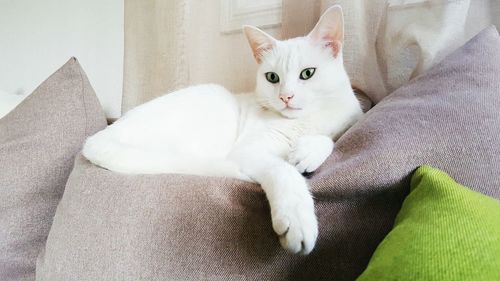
[1,26,499,281]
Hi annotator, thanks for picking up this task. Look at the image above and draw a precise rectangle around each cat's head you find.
[244,5,350,119]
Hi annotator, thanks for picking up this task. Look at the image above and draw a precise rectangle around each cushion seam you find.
[76,62,90,136]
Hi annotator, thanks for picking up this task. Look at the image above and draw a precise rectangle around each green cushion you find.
[357,165,500,281]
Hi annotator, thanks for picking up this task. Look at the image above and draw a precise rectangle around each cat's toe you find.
[296,155,322,173]
[289,153,321,174]
[273,206,318,255]
[300,219,318,255]
[289,136,334,174]
[279,228,303,254]
[272,214,290,236]
[288,147,326,174]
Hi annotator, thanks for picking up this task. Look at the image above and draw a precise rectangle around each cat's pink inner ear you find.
[325,40,342,58]
[308,5,344,58]
[243,25,276,64]
[252,45,273,63]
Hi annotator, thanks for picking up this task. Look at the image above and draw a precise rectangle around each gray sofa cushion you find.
[0,58,107,281]
[37,26,500,281]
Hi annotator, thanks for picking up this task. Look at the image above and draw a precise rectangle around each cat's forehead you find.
[262,37,328,71]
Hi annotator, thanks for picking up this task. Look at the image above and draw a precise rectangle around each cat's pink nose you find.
[279,94,294,104]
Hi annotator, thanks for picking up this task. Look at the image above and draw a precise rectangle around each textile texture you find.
[357,165,500,281]
[123,0,189,112]
[37,27,500,281]
[0,58,107,281]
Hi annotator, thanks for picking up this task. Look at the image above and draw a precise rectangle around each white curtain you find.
[123,0,495,114]
[122,1,190,113]
[122,0,282,114]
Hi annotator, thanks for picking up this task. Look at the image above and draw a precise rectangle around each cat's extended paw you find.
[288,135,334,174]
[271,198,318,255]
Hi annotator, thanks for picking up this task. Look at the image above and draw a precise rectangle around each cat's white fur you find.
[82,6,362,255]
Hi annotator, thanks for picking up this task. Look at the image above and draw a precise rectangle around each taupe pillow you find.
[0,58,107,281]
[37,26,500,281]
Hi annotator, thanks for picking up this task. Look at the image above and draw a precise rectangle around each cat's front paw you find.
[271,196,318,255]
[288,135,334,174]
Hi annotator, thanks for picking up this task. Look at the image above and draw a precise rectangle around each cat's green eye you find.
[300,68,316,80]
[265,72,280,84]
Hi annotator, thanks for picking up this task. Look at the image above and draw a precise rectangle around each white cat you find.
[82,6,362,255]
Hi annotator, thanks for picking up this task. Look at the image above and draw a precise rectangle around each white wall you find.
[493,0,500,29]
[0,0,124,118]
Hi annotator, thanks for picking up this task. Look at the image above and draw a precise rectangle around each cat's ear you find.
[243,25,277,64]
[307,5,344,58]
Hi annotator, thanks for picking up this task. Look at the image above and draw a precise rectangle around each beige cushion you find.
[37,27,500,281]
[0,58,107,281]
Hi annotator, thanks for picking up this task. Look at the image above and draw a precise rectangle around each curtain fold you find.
[122,0,189,113]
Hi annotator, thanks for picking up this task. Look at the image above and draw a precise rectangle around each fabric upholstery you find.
[0,58,107,281]
[357,166,500,281]
[37,27,500,281]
